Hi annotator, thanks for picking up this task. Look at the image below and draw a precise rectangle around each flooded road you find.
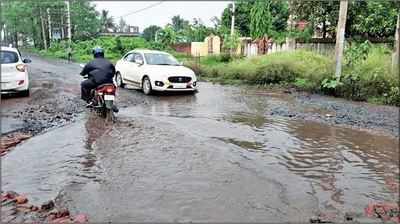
[3,77,398,222]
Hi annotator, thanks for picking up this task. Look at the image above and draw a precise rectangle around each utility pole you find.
[61,15,65,39]
[334,0,348,80]
[394,14,400,75]
[40,8,48,50]
[47,8,52,41]
[230,1,235,37]
[230,1,235,56]
[65,0,72,45]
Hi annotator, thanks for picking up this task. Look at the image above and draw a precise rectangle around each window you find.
[124,53,135,62]
[134,53,143,63]
[144,53,179,66]
[0,51,19,64]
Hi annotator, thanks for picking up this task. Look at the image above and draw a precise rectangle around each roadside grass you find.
[185,48,399,106]
[186,50,334,89]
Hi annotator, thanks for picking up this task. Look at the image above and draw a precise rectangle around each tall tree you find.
[181,18,213,42]
[250,0,272,39]
[100,10,116,32]
[221,0,254,36]
[158,25,177,46]
[290,0,400,39]
[142,25,162,41]
[70,0,101,40]
[171,15,189,32]
[117,18,128,33]
[222,0,288,38]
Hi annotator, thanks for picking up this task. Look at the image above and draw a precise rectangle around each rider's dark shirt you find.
[80,57,115,85]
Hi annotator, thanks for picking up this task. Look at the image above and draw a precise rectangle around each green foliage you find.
[287,26,314,41]
[290,0,400,38]
[222,0,288,39]
[321,78,343,89]
[142,25,162,42]
[339,45,397,102]
[192,50,333,87]
[221,0,254,37]
[171,15,190,32]
[294,78,315,91]
[179,18,214,42]
[250,0,272,39]
[100,10,116,32]
[344,41,371,67]
[347,1,399,38]
[222,31,240,52]
[70,0,101,40]
[42,37,150,62]
[385,87,400,106]
[158,25,177,47]
[185,46,398,106]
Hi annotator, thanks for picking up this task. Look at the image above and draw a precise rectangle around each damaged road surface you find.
[2,55,399,223]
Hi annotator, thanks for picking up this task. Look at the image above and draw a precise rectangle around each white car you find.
[1,46,31,96]
[115,49,197,95]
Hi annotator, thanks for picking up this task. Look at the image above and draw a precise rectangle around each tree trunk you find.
[40,8,48,50]
[334,0,348,80]
[14,32,18,48]
[322,20,327,38]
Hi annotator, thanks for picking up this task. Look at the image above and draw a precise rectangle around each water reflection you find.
[225,109,399,213]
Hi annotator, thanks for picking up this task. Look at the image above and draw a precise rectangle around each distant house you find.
[100,25,140,37]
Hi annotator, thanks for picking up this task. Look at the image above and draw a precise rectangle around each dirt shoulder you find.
[1,53,85,154]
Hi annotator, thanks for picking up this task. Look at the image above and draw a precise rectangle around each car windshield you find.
[144,53,179,66]
[0,51,19,64]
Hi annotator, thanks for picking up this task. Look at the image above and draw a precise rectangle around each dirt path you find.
[1,55,398,223]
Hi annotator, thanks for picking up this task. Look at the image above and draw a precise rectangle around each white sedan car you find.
[1,46,31,96]
[115,49,197,95]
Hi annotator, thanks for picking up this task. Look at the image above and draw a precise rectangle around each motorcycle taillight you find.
[105,87,115,94]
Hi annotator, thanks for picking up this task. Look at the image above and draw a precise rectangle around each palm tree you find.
[100,10,116,32]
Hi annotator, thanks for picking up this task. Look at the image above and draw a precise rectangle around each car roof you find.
[126,49,170,54]
[0,46,19,52]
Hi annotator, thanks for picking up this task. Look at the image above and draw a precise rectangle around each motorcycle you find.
[80,64,117,121]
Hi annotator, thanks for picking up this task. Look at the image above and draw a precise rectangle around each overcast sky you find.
[93,1,230,32]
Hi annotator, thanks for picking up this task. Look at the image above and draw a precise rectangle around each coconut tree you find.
[100,10,115,32]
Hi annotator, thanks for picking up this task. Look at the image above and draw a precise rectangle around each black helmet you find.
[92,46,104,58]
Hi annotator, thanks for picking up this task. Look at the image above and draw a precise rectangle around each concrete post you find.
[334,0,349,80]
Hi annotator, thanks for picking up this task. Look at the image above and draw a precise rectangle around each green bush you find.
[339,45,397,102]
[43,37,152,63]
[192,50,334,88]
[185,47,397,106]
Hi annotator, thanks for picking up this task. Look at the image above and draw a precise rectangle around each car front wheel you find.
[115,72,125,88]
[142,77,152,95]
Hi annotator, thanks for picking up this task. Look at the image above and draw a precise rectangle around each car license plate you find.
[173,83,187,89]
[104,95,115,101]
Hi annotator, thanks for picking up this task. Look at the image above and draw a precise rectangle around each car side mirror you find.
[23,58,31,63]
[136,58,144,65]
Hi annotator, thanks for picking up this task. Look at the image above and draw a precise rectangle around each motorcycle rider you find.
[80,47,115,107]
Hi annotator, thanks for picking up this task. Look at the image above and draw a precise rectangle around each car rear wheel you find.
[142,77,152,95]
[115,72,125,88]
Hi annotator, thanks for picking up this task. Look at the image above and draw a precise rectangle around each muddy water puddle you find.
[2,82,398,222]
